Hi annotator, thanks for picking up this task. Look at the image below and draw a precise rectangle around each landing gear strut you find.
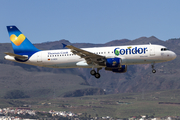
[90,68,102,79]
[151,63,156,73]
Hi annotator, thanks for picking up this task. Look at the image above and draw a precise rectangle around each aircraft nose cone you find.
[171,52,177,60]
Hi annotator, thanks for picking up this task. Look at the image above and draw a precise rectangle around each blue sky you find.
[1,0,180,44]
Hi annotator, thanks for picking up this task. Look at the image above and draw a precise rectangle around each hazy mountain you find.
[0,36,180,98]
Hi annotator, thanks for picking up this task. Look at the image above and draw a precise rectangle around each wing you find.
[62,43,106,65]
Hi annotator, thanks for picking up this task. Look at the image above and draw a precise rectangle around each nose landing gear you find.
[152,69,156,73]
[90,68,102,79]
[151,63,156,73]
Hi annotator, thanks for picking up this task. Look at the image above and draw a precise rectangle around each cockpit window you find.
[161,48,169,51]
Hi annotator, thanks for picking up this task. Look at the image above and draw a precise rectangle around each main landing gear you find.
[151,63,156,73]
[90,68,102,79]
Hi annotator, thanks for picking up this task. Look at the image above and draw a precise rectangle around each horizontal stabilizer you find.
[4,52,28,58]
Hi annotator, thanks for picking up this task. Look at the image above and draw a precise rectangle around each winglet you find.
[62,43,67,48]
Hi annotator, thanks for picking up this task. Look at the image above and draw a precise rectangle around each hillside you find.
[0,36,180,98]
[1,89,180,118]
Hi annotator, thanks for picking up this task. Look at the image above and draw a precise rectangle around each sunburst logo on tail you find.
[10,34,26,46]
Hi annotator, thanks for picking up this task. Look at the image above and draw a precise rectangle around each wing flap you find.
[66,45,103,57]
[64,44,106,65]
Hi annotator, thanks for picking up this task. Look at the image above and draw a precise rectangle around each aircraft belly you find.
[41,56,92,68]
[123,55,165,65]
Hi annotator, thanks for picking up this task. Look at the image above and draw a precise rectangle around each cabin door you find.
[37,52,42,62]
[149,46,155,56]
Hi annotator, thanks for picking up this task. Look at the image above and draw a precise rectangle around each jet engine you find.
[105,58,127,73]
[106,58,121,68]
[105,65,127,73]
[111,65,127,73]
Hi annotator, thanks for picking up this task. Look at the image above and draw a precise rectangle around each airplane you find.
[4,26,177,79]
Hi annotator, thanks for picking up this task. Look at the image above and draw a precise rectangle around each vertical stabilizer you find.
[7,26,40,55]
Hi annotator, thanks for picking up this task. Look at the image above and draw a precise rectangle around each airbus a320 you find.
[4,26,177,79]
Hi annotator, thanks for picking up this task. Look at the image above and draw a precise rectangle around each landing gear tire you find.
[90,68,102,79]
[152,69,156,73]
[151,63,156,73]
[90,70,96,75]
[95,73,101,79]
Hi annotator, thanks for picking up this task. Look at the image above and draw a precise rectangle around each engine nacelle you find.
[112,65,127,73]
[105,65,127,73]
[106,58,121,68]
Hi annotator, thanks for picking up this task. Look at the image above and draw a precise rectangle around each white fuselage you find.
[5,44,177,68]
